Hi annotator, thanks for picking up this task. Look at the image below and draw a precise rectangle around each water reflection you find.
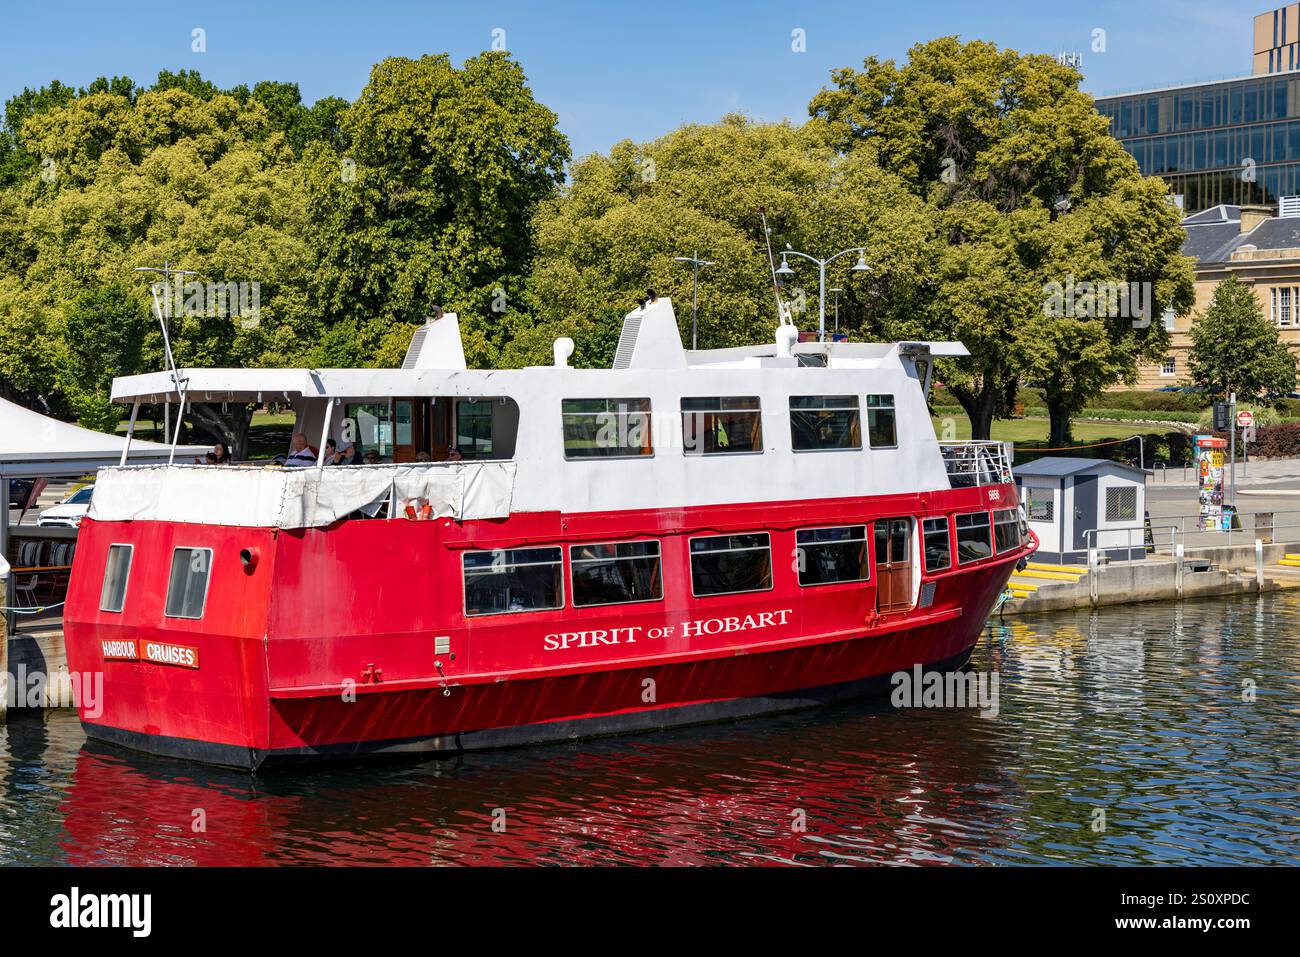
[3,593,1299,866]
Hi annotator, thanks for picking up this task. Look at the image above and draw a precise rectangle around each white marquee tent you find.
[1,396,205,553]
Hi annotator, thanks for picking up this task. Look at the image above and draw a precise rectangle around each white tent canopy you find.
[0,397,202,475]
[1,396,205,553]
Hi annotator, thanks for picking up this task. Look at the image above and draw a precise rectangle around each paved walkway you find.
[1149,456,1300,489]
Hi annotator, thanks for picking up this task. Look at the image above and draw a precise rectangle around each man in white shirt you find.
[285,433,317,467]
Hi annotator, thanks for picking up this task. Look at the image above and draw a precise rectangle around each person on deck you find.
[285,433,317,467]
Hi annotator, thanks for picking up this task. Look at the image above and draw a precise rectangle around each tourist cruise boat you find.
[62,299,1034,769]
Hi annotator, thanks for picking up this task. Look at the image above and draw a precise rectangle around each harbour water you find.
[2,593,1298,866]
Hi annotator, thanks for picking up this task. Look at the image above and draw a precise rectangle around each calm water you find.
[3,593,1299,866]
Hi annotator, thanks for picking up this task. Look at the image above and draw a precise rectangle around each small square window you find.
[1105,486,1138,523]
[165,547,212,619]
[866,394,897,447]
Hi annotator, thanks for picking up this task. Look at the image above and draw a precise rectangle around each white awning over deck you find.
[88,462,517,529]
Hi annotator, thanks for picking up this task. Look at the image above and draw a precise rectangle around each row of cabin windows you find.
[95,509,1024,619]
[461,508,1023,618]
[560,394,896,459]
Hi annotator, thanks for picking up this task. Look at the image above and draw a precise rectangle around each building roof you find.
[1180,203,1300,265]
[1013,456,1149,479]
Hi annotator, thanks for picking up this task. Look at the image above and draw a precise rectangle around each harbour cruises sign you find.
[100,638,200,669]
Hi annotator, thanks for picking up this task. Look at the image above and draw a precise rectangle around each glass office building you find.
[1095,74,1300,214]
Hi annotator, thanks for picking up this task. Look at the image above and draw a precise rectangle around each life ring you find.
[404,498,433,521]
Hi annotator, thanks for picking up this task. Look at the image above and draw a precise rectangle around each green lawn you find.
[931,415,1142,447]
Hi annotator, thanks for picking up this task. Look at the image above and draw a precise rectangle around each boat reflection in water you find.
[51,694,1017,866]
[6,592,1299,866]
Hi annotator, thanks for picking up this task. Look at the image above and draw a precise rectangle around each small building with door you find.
[1013,457,1150,564]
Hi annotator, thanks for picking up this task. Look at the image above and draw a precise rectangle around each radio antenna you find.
[759,207,792,325]
[134,261,197,464]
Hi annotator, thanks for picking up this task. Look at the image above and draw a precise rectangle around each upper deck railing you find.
[938,441,1014,489]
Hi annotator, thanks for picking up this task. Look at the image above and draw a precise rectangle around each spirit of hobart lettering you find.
[544,609,793,651]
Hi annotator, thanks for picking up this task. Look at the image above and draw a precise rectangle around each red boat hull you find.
[63,484,1030,770]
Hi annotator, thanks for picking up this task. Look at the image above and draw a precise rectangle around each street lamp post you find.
[673,250,715,350]
[775,247,869,342]
[830,287,843,334]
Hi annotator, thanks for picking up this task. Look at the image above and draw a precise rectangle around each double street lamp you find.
[673,250,715,350]
[775,247,870,342]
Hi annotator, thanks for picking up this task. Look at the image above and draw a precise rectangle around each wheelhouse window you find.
[690,533,772,596]
[955,513,992,564]
[164,547,212,619]
[681,397,762,455]
[570,540,663,607]
[463,547,563,616]
[99,544,133,613]
[796,525,868,586]
[343,402,393,458]
[993,508,1019,554]
[866,394,897,448]
[456,400,495,458]
[789,395,861,451]
[922,517,951,573]
[562,398,652,458]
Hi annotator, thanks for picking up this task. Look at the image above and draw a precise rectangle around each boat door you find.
[874,517,914,614]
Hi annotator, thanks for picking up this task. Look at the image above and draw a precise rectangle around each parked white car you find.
[37,484,94,527]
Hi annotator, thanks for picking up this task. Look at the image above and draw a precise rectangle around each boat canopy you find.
[90,461,517,529]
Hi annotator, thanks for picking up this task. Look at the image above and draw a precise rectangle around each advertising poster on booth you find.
[1195,435,1227,531]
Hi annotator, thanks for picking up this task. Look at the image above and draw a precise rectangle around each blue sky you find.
[0,0,1270,160]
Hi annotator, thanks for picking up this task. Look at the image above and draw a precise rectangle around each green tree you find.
[518,115,935,368]
[58,284,151,430]
[810,37,1194,442]
[301,52,570,369]
[0,83,317,452]
[1188,275,1297,402]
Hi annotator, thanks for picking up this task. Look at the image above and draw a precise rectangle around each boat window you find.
[164,547,213,619]
[562,398,653,458]
[796,525,868,586]
[689,533,772,596]
[867,394,897,448]
[570,540,663,607]
[456,400,495,458]
[343,403,394,458]
[681,397,762,455]
[994,508,1020,554]
[922,517,951,572]
[99,544,133,613]
[463,547,563,616]
[955,512,993,564]
[789,395,861,451]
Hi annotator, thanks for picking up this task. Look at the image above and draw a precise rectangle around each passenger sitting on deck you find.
[195,442,231,465]
[446,446,463,462]
[364,450,381,465]
[415,450,430,462]
[285,433,317,467]
[335,441,359,465]
[322,438,338,463]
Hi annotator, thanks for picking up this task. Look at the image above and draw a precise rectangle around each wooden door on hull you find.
[875,517,914,614]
